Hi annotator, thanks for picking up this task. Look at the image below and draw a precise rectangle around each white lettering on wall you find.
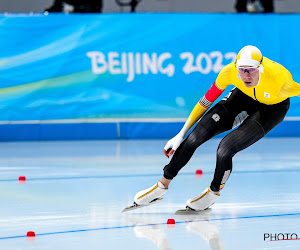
[180,51,236,75]
[87,51,175,82]
[86,51,237,82]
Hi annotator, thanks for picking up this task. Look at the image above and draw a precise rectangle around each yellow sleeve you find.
[279,75,300,98]
[215,63,232,90]
[178,102,207,137]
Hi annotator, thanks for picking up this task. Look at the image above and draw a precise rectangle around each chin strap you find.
[259,64,264,73]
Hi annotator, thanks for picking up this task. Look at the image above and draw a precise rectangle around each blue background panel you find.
[0,13,300,140]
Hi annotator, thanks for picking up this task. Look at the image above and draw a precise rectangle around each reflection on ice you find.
[123,209,224,250]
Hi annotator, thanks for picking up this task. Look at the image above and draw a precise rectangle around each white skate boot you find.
[122,181,167,212]
[183,187,219,212]
[134,181,167,205]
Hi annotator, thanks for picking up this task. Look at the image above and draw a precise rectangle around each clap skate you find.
[122,181,167,213]
[176,187,219,214]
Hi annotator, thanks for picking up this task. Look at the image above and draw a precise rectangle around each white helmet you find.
[236,45,263,67]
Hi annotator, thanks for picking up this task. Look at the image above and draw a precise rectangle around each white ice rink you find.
[0,138,300,249]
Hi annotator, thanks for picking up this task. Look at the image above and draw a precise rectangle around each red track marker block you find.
[27,231,36,241]
[167,219,176,228]
[195,169,203,178]
[19,176,26,184]
[27,231,35,237]
[195,169,203,175]
[167,219,175,224]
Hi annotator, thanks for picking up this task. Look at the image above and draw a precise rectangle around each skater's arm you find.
[180,82,225,136]
[179,82,225,137]
[163,82,225,158]
[177,102,207,138]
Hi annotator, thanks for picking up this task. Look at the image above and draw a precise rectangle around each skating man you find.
[131,45,300,212]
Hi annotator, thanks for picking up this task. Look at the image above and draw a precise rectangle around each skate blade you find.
[175,206,211,215]
[121,198,163,213]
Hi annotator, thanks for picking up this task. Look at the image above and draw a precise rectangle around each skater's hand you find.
[163,134,183,158]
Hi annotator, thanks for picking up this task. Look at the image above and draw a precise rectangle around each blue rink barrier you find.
[121,120,300,139]
[0,120,299,141]
[0,123,118,141]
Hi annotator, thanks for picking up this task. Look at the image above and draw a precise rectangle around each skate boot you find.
[134,181,167,205]
[122,181,167,212]
[186,187,219,211]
